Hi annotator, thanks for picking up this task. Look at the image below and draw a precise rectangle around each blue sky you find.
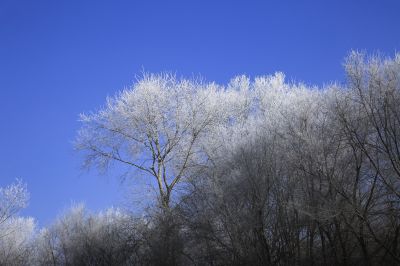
[1,0,399,226]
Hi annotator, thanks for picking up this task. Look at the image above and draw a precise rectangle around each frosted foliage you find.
[0,180,29,224]
[78,75,236,170]
[0,217,35,265]
[32,203,139,266]
[0,181,34,265]
[202,73,334,164]
[254,73,322,128]
[76,74,251,207]
[50,204,130,237]
[76,72,337,207]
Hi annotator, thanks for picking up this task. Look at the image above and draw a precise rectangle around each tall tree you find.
[76,73,248,208]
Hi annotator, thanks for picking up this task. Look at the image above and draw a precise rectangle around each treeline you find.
[1,52,400,265]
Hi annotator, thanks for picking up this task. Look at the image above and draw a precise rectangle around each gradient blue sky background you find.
[1,0,400,226]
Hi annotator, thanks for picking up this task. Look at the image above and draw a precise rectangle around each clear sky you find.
[1,0,399,226]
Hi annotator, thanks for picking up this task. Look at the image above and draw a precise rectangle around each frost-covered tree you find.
[0,217,35,265]
[0,179,29,226]
[33,204,144,266]
[76,73,249,208]
[335,52,400,264]
[0,180,34,265]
